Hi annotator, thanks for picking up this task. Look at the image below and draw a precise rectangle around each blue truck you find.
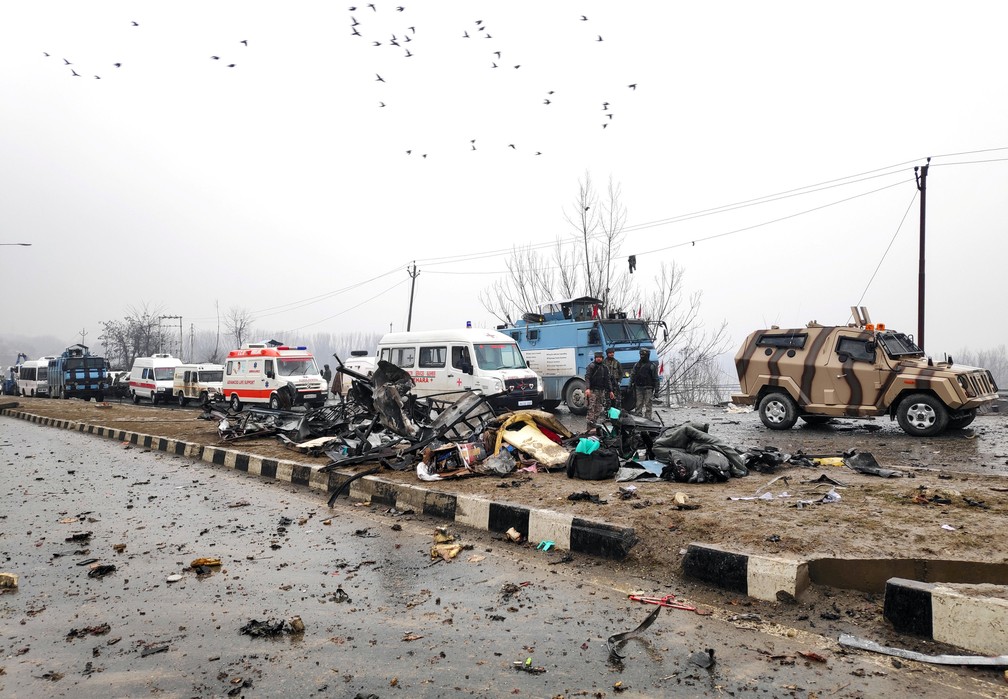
[48,344,110,401]
[498,296,659,415]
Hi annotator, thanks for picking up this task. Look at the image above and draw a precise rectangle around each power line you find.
[274,278,409,334]
[856,191,919,307]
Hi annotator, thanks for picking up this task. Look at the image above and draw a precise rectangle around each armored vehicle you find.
[732,307,999,436]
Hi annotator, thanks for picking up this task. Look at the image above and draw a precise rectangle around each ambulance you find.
[221,344,327,411]
[172,363,224,406]
[129,354,183,405]
[376,327,543,411]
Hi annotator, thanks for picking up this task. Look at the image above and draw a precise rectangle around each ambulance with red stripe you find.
[221,343,327,411]
[129,354,183,405]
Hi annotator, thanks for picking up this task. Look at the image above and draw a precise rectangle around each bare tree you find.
[481,173,730,403]
[224,306,255,349]
[98,302,168,369]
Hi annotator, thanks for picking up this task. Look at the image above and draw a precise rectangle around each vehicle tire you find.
[896,393,949,437]
[540,400,561,412]
[178,393,189,407]
[151,392,160,406]
[947,409,976,430]
[30,389,35,397]
[20,388,25,397]
[564,379,588,416]
[799,414,832,426]
[269,393,281,410]
[230,394,242,412]
[758,391,798,430]
[132,391,140,405]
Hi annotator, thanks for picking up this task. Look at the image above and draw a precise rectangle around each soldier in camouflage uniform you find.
[602,348,622,412]
[631,348,659,420]
[584,351,614,426]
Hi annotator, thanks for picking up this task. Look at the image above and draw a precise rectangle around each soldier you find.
[631,348,659,420]
[584,351,614,426]
[602,347,622,411]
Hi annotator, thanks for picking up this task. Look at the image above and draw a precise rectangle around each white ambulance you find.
[376,327,543,410]
[129,354,183,405]
[221,344,327,411]
[172,363,224,406]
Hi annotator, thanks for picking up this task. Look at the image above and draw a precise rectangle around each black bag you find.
[566,448,620,480]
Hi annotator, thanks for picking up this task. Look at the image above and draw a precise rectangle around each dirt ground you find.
[6,396,1008,573]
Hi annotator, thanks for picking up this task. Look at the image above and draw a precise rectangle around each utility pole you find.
[79,328,88,347]
[915,157,930,351]
[159,315,183,356]
[189,323,195,363]
[406,262,420,331]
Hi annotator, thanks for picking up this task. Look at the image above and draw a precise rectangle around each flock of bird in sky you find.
[42,4,640,159]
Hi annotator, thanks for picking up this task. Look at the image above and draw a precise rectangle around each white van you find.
[129,354,183,404]
[335,351,376,396]
[376,328,543,410]
[222,344,327,411]
[172,363,224,406]
[17,356,56,397]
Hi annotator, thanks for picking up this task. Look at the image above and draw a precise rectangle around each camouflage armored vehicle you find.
[732,307,999,436]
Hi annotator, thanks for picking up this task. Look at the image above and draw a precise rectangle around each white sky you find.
[2,1,1007,358]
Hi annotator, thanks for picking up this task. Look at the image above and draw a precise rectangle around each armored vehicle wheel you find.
[896,393,948,436]
[758,391,798,430]
[178,393,188,407]
[947,409,976,430]
[230,394,242,412]
[564,379,588,416]
[132,391,140,404]
[269,393,281,410]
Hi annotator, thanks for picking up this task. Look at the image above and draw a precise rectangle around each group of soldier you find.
[584,347,660,425]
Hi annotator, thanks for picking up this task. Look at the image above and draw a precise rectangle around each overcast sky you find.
[3,1,1007,360]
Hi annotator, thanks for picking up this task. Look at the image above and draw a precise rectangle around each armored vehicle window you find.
[836,337,875,363]
[419,346,447,368]
[527,329,539,341]
[600,321,629,342]
[876,331,924,358]
[626,322,651,341]
[756,333,807,349]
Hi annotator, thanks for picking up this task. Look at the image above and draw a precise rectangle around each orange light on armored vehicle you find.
[877,323,886,330]
[865,323,875,331]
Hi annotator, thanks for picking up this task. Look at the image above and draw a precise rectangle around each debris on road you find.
[0,572,18,590]
[607,605,661,660]
[688,648,716,669]
[838,634,1008,667]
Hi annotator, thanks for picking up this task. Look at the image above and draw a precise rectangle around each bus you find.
[16,356,56,397]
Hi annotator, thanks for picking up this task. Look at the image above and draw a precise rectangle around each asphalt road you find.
[1,417,1004,698]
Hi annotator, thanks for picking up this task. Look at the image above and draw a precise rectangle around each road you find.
[1,417,1004,698]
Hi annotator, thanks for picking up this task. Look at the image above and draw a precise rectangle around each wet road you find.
[1,417,1003,698]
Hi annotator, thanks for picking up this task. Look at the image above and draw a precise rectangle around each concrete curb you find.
[681,542,810,602]
[1,408,638,559]
[883,577,1008,656]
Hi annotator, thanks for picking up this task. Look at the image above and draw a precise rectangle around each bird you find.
[348,5,356,9]
[513,64,520,69]
[373,41,381,46]
[390,38,399,46]
[580,15,588,21]
[379,101,386,107]
[351,16,359,25]
[535,151,542,156]
[351,27,360,36]
[602,102,609,109]
[463,31,469,38]
[63,58,71,65]
[491,62,497,68]
[602,123,608,128]
[471,144,476,151]
[211,56,219,60]
[688,649,716,669]
[240,39,247,46]
[94,75,101,79]
[596,35,603,41]
[494,51,500,58]
[408,26,415,33]
[508,144,515,149]
[70,69,80,76]
[227,63,235,67]
[131,21,139,26]
[484,33,492,38]
[421,154,426,159]
[406,150,412,155]
[606,113,613,119]
[396,5,404,10]
[628,83,637,90]
[367,3,376,10]
[404,35,411,42]
[404,49,412,57]
[475,19,482,25]
[43,51,50,57]
[543,99,551,105]
[114,62,121,67]
[584,206,590,211]
[376,73,384,81]
[547,90,554,94]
